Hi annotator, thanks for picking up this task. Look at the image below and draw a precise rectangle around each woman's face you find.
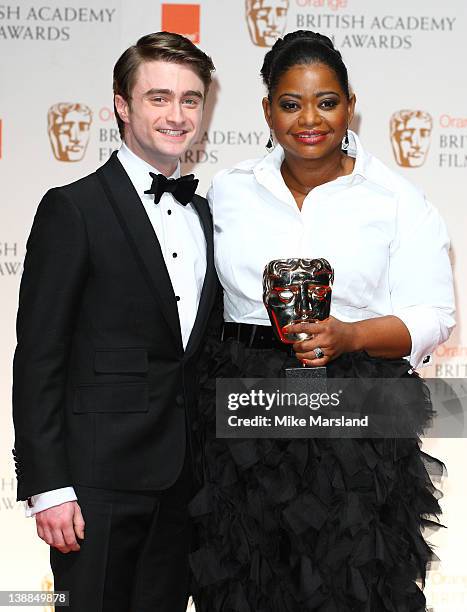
[263,62,355,163]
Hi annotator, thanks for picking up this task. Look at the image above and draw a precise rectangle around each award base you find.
[285,366,327,379]
[285,365,327,392]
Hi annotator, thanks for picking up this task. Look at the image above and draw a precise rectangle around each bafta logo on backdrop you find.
[48,102,93,162]
[245,0,289,47]
[390,110,433,167]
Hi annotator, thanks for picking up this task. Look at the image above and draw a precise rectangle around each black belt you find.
[221,322,294,354]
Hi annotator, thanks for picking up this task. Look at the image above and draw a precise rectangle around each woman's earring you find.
[341,129,350,151]
[266,130,275,153]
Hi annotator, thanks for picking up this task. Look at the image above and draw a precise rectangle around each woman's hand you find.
[288,316,357,366]
[288,315,412,365]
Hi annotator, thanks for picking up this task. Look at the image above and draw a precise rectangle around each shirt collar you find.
[253,129,369,186]
[346,130,368,182]
[117,142,181,199]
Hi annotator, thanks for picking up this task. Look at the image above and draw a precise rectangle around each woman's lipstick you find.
[293,131,328,145]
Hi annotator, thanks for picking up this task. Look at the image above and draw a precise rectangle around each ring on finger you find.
[313,347,325,359]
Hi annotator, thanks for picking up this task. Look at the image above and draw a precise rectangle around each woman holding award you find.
[190,31,455,611]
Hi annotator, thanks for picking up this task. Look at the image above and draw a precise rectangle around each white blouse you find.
[208,131,455,369]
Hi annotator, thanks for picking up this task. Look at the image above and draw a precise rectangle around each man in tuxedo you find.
[12,32,216,612]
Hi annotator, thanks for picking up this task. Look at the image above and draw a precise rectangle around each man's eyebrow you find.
[183,89,204,100]
[143,88,173,97]
[143,88,204,99]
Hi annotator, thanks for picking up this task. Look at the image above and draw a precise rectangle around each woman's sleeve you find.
[389,192,455,369]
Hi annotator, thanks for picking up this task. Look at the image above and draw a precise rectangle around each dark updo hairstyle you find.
[260,30,350,101]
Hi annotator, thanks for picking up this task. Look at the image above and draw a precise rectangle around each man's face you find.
[392,114,432,167]
[115,60,205,174]
[246,0,289,47]
[264,268,332,343]
[49,109,91,162]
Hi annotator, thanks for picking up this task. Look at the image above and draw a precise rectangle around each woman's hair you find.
[260,30,350,100]
[113,31,215,137]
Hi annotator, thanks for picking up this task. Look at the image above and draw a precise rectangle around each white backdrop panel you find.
[1,1,466,609]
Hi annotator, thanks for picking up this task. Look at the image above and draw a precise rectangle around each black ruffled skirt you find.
[189,339,444,612]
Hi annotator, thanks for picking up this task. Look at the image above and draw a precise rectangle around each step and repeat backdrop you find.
[1,1,466,609]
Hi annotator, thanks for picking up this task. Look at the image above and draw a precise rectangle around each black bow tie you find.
[144,172,198,206]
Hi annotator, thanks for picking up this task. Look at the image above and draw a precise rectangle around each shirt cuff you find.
[393,306,443,370]
[25,487,77,518]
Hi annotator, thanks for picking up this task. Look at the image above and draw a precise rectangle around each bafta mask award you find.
[263,258,333,379]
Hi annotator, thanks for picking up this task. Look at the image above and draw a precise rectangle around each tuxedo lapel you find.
[185,194,216,357]
[96,152,183,352]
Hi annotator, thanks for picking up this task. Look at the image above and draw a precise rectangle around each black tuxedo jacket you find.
[12,152,218,501]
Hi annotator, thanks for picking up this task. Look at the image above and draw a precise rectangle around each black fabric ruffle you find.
[189,339,444,612]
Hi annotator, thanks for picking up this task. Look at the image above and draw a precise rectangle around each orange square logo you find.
[161,4,200,43]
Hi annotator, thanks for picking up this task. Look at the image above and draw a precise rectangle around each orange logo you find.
[47,102,93,162]
[161,4,200,43]
[246,0,289,47]
[390,110,433,168]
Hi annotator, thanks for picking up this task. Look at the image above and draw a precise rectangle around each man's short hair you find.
[113,31,215,138]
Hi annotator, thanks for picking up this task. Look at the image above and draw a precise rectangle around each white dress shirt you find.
[117,143,206,348]
[208,130,455,370]
[26,143,206,516]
